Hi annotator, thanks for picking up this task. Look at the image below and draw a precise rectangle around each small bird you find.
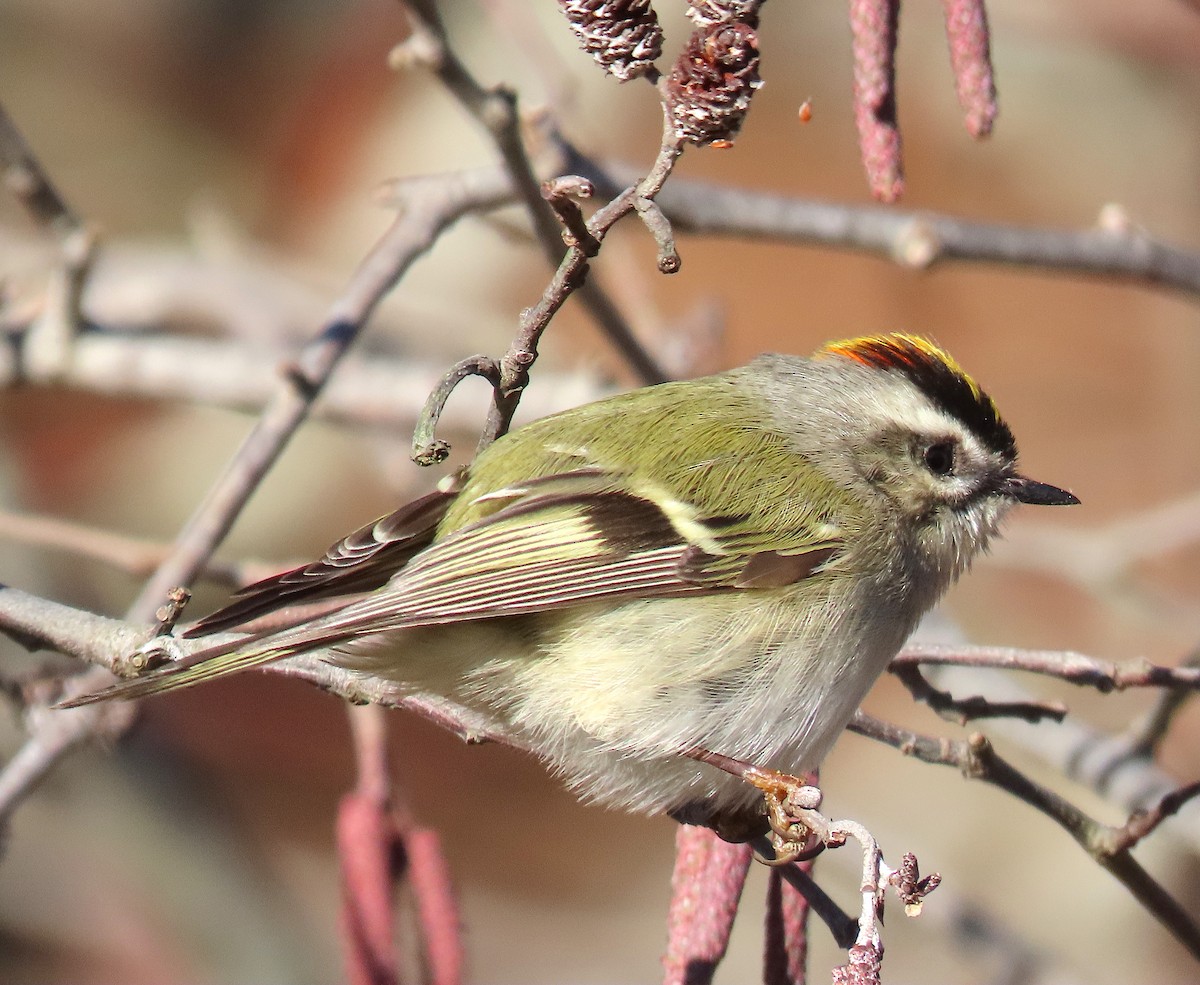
[60,334,1077,820]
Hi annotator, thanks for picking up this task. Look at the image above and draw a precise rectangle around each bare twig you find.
[1107,780,1200,854]
[0,585,512,743]
[575,157,1200,300]
[849,714,1200,962]
[410,354,501,466]
[634,197,681,274]
[1122,645,1200,762]
[767,850,858,950]
[481,117,684,448]
[894,642,1200,692]
[395,0,667,385]
[890,662,1068,725]
[921,658,1200,857]
[541,175,600,255]
[0,102,81,233]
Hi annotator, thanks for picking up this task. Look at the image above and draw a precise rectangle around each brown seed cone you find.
[687,0,765,28]
[557,0,663,82]
[665,21,763,146]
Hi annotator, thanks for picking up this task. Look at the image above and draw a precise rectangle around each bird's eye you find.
[922,441,956,477]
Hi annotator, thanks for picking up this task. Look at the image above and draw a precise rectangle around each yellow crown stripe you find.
[817,333,998,416]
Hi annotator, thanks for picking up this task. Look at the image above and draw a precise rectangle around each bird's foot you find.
[684,747,825,865]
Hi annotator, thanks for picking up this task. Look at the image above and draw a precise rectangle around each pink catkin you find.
[941,0,997,137]
[849,0,903,202]
[338,792,401,985]
[662,825,754,985]
[405,827,465,985]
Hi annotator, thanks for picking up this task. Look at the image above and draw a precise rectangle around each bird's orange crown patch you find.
[817,334,1015,457]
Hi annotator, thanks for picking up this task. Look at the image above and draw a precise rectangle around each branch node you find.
[23,225,97,382]
[153,587,192,636]
[541,176,600,254]
[891,218,940,269]
[388,26,444,73]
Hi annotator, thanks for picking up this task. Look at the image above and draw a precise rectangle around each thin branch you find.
[410,355,500,466]
[767,849,858,951]
[849,714,1200,962]
[540,175,600,256]
[890,662,1068,725]
[575,156,1200,300]
[480,116,684,448]
[894,642,1200,692]
[0,507,273,588]
[395,1,667,385]
[0,585,512,742]
[921,659,1200,857]
[1122,645,1200,761]
[0,102,81,233]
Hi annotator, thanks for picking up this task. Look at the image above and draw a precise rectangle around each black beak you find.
[1001,474,1080,506]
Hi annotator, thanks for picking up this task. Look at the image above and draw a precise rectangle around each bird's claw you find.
[741,765,826,865]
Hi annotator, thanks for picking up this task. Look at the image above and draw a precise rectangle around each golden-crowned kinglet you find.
[61,334,1077,817]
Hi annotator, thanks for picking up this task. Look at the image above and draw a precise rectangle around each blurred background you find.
[0,0,1198,982]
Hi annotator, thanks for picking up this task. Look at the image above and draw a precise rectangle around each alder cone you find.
[666,21,763,145]
[557,0,663,81]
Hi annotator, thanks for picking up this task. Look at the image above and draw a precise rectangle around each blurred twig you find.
[0,102,81,233]
[0,324,610,432]
[0,101,95,380]
[578,157,1200,299]
[0,508,274,588]
[0,166,517,823]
